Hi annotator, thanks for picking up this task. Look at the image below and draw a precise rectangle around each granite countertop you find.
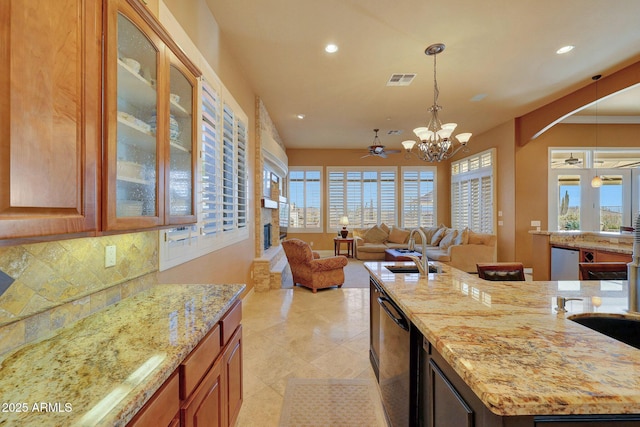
[365,261,640,417]
[530,230,634,254]
[0,283,245,427]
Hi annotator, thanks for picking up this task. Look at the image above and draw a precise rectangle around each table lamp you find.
[339,216,349,238]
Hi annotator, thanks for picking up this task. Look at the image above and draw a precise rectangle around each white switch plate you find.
[105,245,116,268]
[498,211,503,217]
[498,220,504,226]
[531,220,541,227]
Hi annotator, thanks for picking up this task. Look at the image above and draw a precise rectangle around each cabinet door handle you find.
[378,296,409,331]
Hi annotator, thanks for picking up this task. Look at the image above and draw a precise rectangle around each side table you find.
[334,237,354,258]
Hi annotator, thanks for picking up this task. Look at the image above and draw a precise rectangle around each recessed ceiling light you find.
[325,44,338,53]
[556,45,574,55]
[296,114,305,119]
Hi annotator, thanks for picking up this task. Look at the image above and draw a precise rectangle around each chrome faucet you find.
[407,228,429,277]
[555,296,583,313]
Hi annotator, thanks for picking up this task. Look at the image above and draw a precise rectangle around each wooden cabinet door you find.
[0,0,100,240]
[429,360,473,427]
[596,250,632,263]
[166,52,198,225]
[128,371,180,427]
[103,0,201,231]
[103,0,165,231]
[182,357,225,427]
[224,326,243,427]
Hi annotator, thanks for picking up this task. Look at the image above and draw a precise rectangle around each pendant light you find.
[591,74,602,188]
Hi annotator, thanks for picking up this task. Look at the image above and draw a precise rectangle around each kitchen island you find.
[0,283,244,426]
[365,261,640,426]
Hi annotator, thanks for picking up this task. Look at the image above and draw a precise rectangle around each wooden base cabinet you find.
[224,327,243,427]
[128,302,242,427]
[182,357,225,427]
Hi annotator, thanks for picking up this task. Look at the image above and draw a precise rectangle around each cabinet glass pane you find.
[169,64,193,216]
[116,13,157,217]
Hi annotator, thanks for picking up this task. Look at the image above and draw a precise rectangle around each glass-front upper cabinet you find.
[167,56,197,224]
[104,0,200,231]
[116,12,159,222]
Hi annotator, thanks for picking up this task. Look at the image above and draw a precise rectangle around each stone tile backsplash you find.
[0,231,159,356]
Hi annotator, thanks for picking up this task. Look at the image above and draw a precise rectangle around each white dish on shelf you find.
[122,57,140,74]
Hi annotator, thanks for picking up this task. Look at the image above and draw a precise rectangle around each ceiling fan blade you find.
[361,154,372,158]
[378,152,388,158]
[385,149,401,154]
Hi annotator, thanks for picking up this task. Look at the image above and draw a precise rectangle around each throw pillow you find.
[388,226,410,244]
[352,228,367,239]
[421,226,442,243]
[439,229,459,250]
[364,225,388,244]
[379,223,390,234]
[454,227,470,246]
[430,227,446,246]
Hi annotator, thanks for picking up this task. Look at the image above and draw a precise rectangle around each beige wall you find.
[456,121,517,262]
[516,123,640,266]
[156,0,257,291]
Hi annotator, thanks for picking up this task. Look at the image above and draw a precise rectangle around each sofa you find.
[352,223,497,273]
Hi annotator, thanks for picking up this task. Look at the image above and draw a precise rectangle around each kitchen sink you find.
[568,314,640,350]
[384,265,438,274]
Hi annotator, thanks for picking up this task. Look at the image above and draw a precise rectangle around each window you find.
[401,167,437,228]
[549,148,635,231]
[160,78,249,270]
[200,81,222,236]
[327,167,396,229]
[451,149,495,233]
[289,168,322,231]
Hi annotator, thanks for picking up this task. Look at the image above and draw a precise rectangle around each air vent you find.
[386,73,416,86]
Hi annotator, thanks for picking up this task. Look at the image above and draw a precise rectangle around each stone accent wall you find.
[252,97,289,291]
[0,231,158,356]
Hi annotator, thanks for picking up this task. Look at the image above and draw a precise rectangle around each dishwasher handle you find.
[378,296,410,331]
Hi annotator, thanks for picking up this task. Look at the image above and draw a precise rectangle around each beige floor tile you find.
[238,286,379,425]
[234,384,283,427]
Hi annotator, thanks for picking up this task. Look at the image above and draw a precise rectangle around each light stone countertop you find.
[0,283,245,427]
[365,261,640,417]
[530,230,634,254]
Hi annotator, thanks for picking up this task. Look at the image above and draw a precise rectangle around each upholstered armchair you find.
[282,238,348,293]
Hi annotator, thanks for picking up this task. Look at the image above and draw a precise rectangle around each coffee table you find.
[384,248,422,261]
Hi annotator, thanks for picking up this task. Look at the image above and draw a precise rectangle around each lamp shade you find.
[591,175,603,188]
[339,216,349,226]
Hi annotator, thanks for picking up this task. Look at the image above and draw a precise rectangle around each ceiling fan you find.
[361,129,401,158]
[564,153,582,165]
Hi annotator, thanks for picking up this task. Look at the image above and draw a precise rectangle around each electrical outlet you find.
[105,245,116,268]
[310,241,314,247]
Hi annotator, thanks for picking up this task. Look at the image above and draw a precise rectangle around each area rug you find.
[342,258,370,289]
[279,378,387,427]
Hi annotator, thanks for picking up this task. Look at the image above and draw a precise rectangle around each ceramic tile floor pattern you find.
[236,286,381,426]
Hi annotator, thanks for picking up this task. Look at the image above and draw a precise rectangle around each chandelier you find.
[402,43,472,162]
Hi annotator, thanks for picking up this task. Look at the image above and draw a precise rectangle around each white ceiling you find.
[205,0,640,151]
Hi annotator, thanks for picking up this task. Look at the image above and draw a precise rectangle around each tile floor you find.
[236,286,378,426]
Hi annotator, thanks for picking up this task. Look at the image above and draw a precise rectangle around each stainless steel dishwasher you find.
[375,279,411,427]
